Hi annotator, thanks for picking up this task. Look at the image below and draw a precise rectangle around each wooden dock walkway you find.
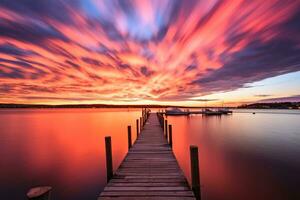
[98,113,196,200]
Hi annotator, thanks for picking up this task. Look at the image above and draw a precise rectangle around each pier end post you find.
[168,124,173,148]
[127,126,132,150]
[190,145,201,200]
[105,136,113,183]
[164,120,168,139]
[136,119,139,137]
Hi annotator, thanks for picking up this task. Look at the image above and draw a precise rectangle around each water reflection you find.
[168,112,300,200]
[0,109,299,200]
[0,109,141,200]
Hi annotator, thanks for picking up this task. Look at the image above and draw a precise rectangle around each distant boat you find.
[203,108,223,116]
[165,107,232,116]
[218,108,233,114]
[165,108,190,115]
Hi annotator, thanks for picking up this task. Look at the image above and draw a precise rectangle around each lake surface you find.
[0,109,299,200]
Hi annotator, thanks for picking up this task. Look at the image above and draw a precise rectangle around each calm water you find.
[0,109,300,200]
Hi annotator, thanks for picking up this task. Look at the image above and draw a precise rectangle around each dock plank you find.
[98,113,196,199]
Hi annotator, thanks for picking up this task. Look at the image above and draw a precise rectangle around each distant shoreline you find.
[238,102,300,110]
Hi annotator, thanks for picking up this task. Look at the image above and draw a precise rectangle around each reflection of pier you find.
[98,111,200,200]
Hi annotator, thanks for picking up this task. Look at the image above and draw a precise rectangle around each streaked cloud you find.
[259,95,300,103]
[0,0,300,104]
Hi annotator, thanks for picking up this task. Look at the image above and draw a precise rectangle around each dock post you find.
[105,136,113,183]
[127,126,132,150]
[190,145,201,200]
[169,124,173,148]
[140,117,142,131]
[145,109,148,120]
[136,119,139,137]
[27,186,52,200]
[164,120,168,139]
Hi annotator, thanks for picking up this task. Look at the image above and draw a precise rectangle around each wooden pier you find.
[98,113,197,200]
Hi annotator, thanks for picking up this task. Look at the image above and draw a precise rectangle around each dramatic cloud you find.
[259,95,300,103]
[0,0,300,104]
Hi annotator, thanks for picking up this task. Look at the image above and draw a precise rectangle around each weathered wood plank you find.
[103,186,190,191]
[107,182,189,187]
[100,191,194,197]
[109,178,187,183]
[98,113,195,199]
[99,197,195,200]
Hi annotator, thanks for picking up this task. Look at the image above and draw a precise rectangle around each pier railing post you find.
[105,136,113,183]
[164,120,168,139]
[127,126,132,150]
[27,186,52,200]
[190,145,201,200]
[168,124,173,148]
[146,109,148,121]
[136,119,139,137]
[143,108,146,124]
[140,117,142,131]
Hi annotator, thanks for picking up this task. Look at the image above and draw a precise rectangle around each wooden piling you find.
[190,145,201,200]
[140,117,142,131]
[127,126,132,150]
[142,109,145,123]
[164,119,168,138]
[136,119,139,137]
[105,136,113,183]
[169,124,173,148]
[27,186,52,200]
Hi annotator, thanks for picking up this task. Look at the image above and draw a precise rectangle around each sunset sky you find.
[0,0,299,106]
